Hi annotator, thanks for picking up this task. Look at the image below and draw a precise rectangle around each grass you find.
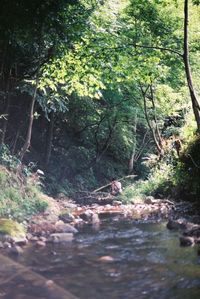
[0,166,48,221]
[118,159,177,204]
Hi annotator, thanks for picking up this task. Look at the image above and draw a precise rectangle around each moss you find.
[0,218,26,238]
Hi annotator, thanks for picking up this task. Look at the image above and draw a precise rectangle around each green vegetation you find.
[0,219,26,238]
[1,0,200,216]
[0,146,48,220]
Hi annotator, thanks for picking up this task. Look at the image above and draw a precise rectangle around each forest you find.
[1,0,200,202]
[1,1,200,297]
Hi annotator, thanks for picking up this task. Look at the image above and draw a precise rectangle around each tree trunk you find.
[140,85,163,155]
[128,111,137,174]
[19,78,38,161]
[149,84,163,149]
[11,125,21,155]
[183,0,200,132]
[0,79,11,145]
[45,111,55,165]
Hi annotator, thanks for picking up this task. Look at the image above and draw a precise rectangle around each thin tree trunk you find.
[128,111,137,174]
[0,79,11,145]
[45,111,55,165]
[11,125,21,155]
[149,84,163,149]
[19,78,38,161]
[140,85,163,154]
[183,0,200,132]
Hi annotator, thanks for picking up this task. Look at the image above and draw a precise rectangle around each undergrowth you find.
[0,145,48,221]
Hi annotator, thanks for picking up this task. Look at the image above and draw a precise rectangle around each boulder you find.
[166,219,187,230]
[144,196,156,204]
[55,221,78,234]
[79,210,94,222]
[180,236,195,247]
[183,226,200,237]
[48,233,74,243]
[59,212,75,223]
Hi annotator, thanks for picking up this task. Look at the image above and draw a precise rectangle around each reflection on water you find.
[5,220,200,299]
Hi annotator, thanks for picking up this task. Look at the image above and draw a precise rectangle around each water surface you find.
[8,220,200,298]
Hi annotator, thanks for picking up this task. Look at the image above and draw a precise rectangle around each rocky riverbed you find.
[0,194,200,255]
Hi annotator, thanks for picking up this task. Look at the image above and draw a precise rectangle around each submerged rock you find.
[166,219,187,230]
[180,236,195,247]
[9,245,24,255]
[48,233,74,243]
[98,256,115,262]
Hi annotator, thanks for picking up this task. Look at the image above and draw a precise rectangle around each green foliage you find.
[1,0,200,203]
[120,162,176,203]
[0,165,48,221]
[0,144,20,169]
[175,136,200,200]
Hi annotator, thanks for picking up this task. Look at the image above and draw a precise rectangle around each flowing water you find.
[3,219,200,299]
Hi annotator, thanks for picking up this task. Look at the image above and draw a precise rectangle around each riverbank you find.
[1,193,200,255]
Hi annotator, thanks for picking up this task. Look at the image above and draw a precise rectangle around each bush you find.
[0,165,48,221]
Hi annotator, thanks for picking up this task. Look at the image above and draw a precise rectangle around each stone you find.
[48,233,74,243]
[11,236,28,246]
[55,222,78,234]
[113,200,122,206]
[98,256,115,262]
[144,196,155,204]
[92,213,100,224]
[3,242,11,248]
[195,238,200,244]
[45,280,55,287]
[183,226,200,237]
[9,245,24,255]
[39,236,47,242]
[166,219,187,230]
[36,240,46,247]
[180,236,195,247]
[79,210,94,222]
[30,236,39,242]
[59,212,75,223]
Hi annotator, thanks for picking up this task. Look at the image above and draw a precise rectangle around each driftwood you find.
[92,175,137,193]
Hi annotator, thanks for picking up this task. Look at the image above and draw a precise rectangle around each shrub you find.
[0,164,48,221]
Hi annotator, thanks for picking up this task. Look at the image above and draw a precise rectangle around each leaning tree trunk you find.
[183,0,200,133]
[19,78,38,161]
[140,85,163,155]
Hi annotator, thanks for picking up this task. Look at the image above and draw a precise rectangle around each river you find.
[3,218,199,299]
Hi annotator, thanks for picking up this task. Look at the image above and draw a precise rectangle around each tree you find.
[183,0,200,132]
